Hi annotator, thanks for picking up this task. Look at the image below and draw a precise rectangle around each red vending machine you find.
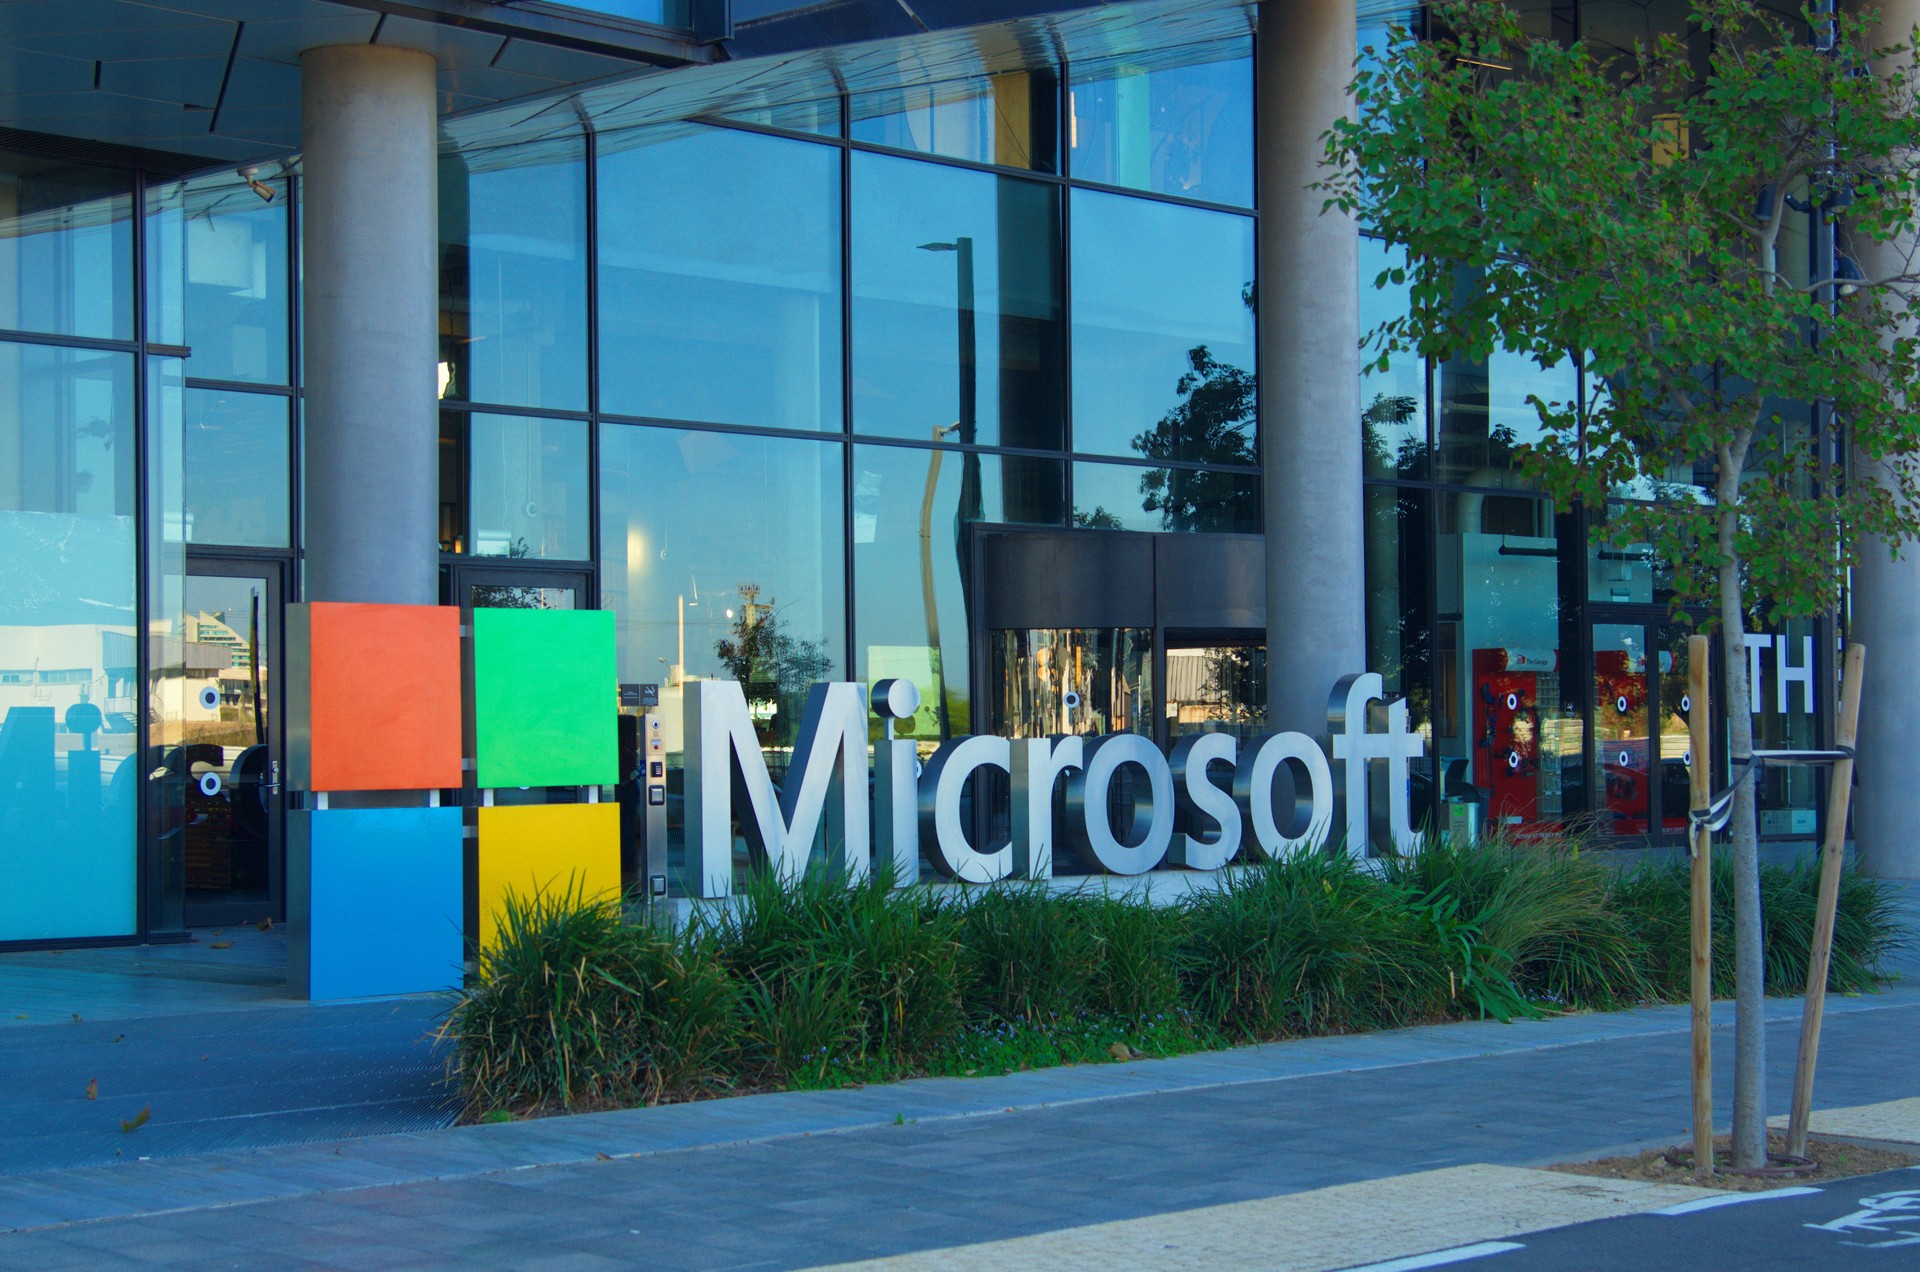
[1470,647,1559,831]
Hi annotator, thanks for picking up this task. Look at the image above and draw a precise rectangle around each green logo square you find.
[472,609,618,788]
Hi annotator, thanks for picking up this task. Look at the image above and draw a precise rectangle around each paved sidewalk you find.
[0,882,1909,1268]
[0,983,1914,1268]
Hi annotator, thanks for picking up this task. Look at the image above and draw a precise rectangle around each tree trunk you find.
[1717,514,1767,1171]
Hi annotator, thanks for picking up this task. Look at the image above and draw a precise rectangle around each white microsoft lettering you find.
[685,672,1426,898]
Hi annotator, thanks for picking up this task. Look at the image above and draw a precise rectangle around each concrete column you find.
[299,44,439,605]
[1256,0,1365,737]
[1850,0,1920,879]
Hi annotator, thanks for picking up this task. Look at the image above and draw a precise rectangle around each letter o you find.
[1235,732,1333,860]
[1066,734,1173,874]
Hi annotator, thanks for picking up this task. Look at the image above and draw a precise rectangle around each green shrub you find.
[954,884,1100,1024]
[1179,854,1450,1039]
[1080,888,1185,1023]
[441,886,740,1112]
[1388,834,1655,1010]
[1610,855,1908,999]
[442,843,1910,1116]
[711,864,966,1072]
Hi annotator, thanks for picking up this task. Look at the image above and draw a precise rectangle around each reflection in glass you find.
[598,125,841,430]
[179,573,273,910]
[1436,343,1575,488]
[1165,642,1266,742]
[467,413,590,560]
[852,445,1064,742]
[1364,485,1432,735]
[1072,461,1258,534]
[713,97,842,137]
[1360,237,1427,478]
[183,388,289,548]
[440,138,589,411]
[991,628,1152,739]
[0,151,133,341]
[1586,501,1681,606]
[851,70,1058,171]
[851,153,1062,449]
[599,424,844,888]
[148,172,289,384]
[1070,189,1255,460]
[1435,490,1576,837]
[1749,616,1821,836]
[1068,42,1253,206]
[1591,622,1654,835]
[0,342,138,940]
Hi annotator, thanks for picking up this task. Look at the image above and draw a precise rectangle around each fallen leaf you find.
[1107,1042,1134,1062]
[85,1079,97,1101]
[70,1013,82,1023]
[256,917,273,932]
[121,1105,151,1134]
[596,1152,612,1161]
[208,941,232,950]
[112,1034,124,1044]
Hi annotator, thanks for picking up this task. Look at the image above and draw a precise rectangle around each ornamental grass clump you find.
[442,840,1908,1116]
[1385,833,1655,1010]
[441,886,740,1113]
[1612,856,1909,1001]
[708,864,967,1079]
[1178,854,1449,1040]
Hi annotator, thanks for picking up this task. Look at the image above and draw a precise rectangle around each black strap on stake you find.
[1687,746,1856,840]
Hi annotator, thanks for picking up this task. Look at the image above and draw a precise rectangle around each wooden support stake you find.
[1686,634,1714,1179]
[1786,642,1867,1160]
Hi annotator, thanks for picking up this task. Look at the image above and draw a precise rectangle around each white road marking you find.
[1339,1242,1525,1272]
[1656,1186,1823,1215]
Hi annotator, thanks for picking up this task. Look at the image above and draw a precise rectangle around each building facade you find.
[0,0,1911,953]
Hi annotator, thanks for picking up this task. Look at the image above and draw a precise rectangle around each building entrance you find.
[178,561,284,929]
[972,528,1267,749]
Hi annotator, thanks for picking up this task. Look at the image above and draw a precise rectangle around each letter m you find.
[684,680,870,898]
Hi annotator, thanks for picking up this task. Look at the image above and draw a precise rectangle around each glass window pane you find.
[599,424,845,888]
[160,174,291,384]
[1436,343,1574,488]
[183,387,289,548]
[1165,641,1265,743]
[467,412,590,560]
[1360,236,1426,479]
[1435,490,1577,836]
[1365,484,1436,836]
[851,153,1063,449]
[1748,616,1821,837]
[0,341,138,940]
[1070,190,1255,461]
[713,97,842,137]
[853,445,1064,742]
[1073,460,1258,534]
[0,151,134,341]
[851,70,1059,172]
[441,138,589,411]
[598,125,842,431]
[1068,41,1253,206]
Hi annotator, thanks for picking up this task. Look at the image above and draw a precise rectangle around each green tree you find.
[1324,0,1920,1168]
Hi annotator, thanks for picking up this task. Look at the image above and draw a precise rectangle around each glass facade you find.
[1359,230,1830,845]
[1,5,1849,940]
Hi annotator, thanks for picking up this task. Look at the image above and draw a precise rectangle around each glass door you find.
[1589,618,1699,839]
[446,562,588,614]
[179,562,283,927]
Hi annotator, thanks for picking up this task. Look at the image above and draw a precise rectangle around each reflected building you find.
[0,0,1895,951]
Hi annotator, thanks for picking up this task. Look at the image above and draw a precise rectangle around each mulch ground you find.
[1552,1131,1916,1192]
